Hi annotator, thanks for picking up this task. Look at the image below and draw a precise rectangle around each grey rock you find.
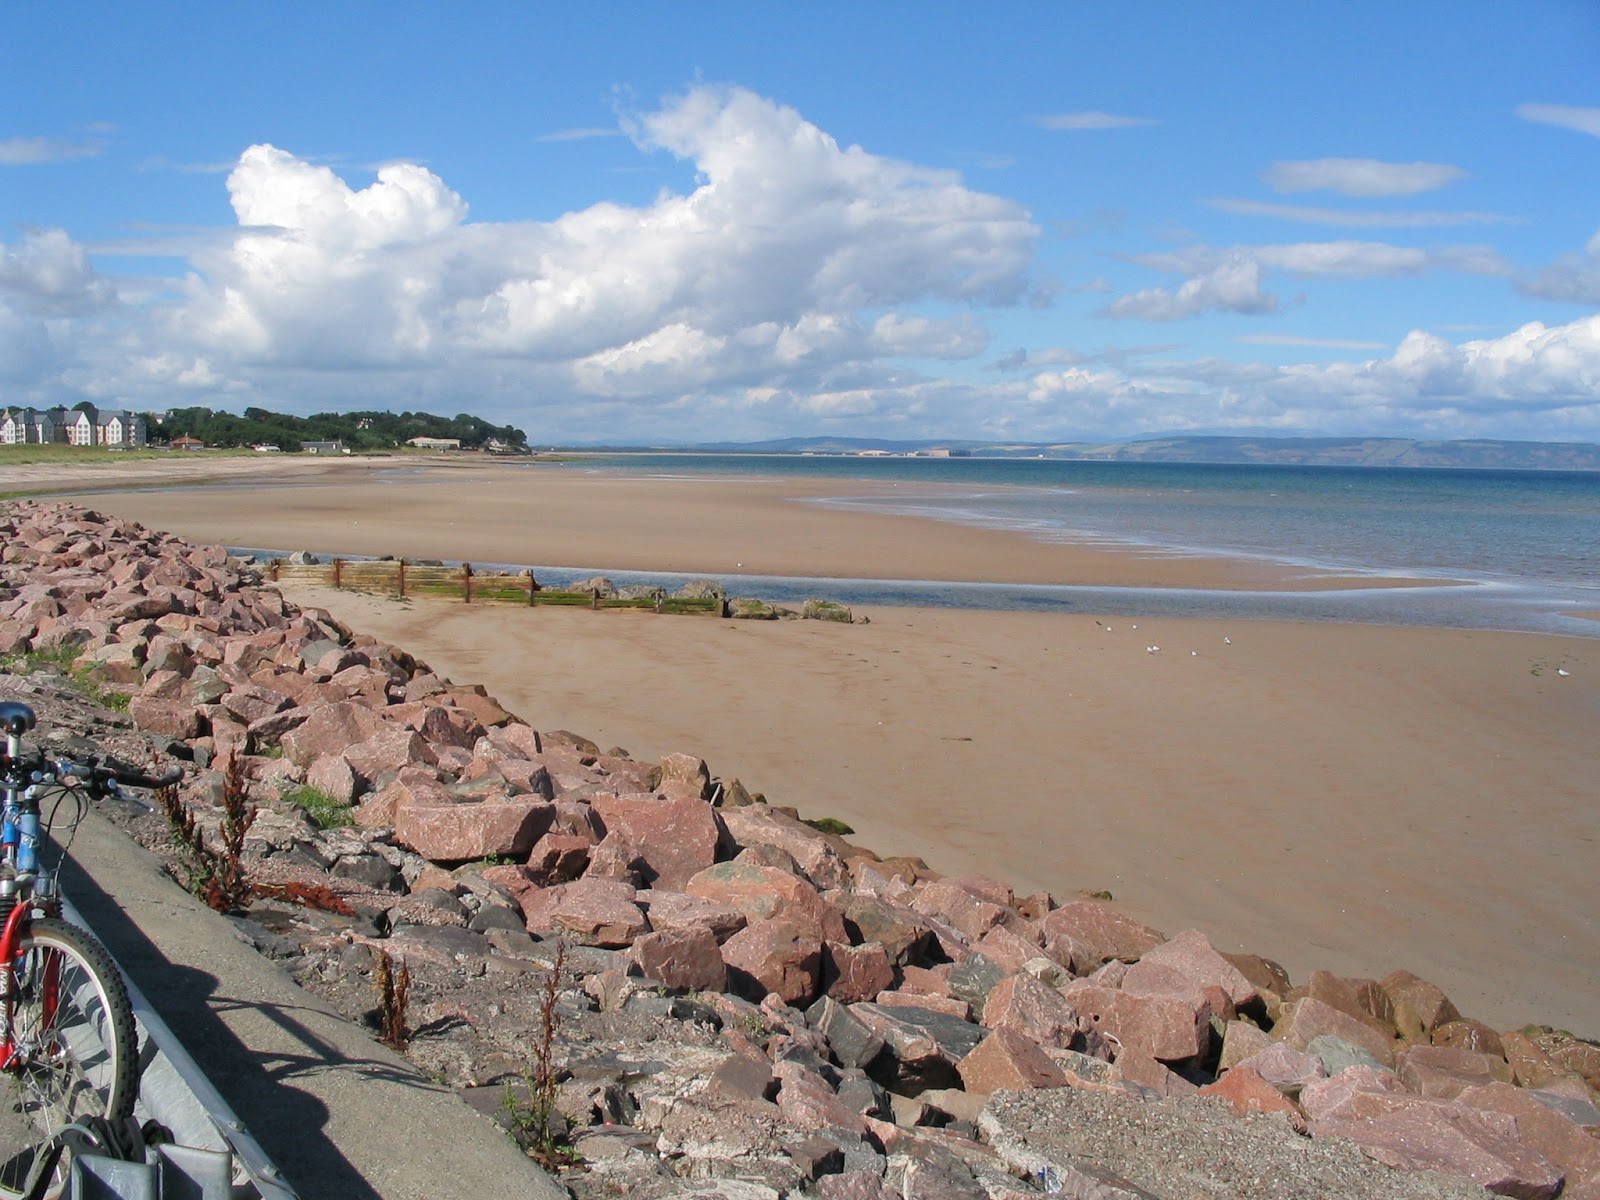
[807,995,887,1071]
[947,953,1006,1017]
[1305,1033,1387,1076]
[332,852,403,892]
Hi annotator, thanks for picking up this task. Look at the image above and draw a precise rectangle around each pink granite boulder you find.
[521,877,647,947]
[1273,996,1398,1068]
[1119,928,1258,1007]
[393,799,555,862]
[592,792,722,890]
[1060,983,1206,1063]
[686,860,847,944]
[982,973,1080,1049]
[631,927,727,993]
[957,1028,1067,1095]
[820,941,895,1004]
[1038,900,1164,966]
[720,917,823,1005]
[279,701,387,768]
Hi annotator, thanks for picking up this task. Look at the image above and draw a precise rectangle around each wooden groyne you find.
[266,559,723,615]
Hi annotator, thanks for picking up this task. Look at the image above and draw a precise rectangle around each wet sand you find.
[23,454,1600,1036]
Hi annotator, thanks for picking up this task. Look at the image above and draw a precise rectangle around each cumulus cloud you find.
[0,229,116,315]
[1516,103,1600,138]
[1031,111,1158,131]
[1208,197,1519,228]
[5,86,1037,432]
[1261,158,1467,197]
[993,314,1600,440]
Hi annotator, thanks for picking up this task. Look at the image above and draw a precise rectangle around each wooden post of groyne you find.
[332,558,343,589]
[526,570,537,607]
[397,559,407,599]
[462,563,472,604]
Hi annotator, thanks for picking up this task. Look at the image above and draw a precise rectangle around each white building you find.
[0,406,145,447]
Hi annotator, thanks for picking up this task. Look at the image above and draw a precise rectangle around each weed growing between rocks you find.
[501,940,579,1170]
[155,754,257,913]
[286,783,354,829]
[375,950,411,1052]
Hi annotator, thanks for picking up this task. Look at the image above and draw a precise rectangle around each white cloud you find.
[1031,111,1158,131]
[4,86,1037,433]
[1134,240,1506,280]
[998,314,1600,440]
[1208,197,1519,228]
[0,136,102,165]
[1519,227,1600,306]
[1104,240,1508,325]
[1261,158,1467,197]
[0,229,116,315]
[1103,257,1277,320]
[1516,103,1600,138]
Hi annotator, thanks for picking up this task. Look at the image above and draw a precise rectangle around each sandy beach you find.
[23,455,1600,1036]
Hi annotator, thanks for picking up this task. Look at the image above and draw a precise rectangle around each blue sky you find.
[4,2,1599,445]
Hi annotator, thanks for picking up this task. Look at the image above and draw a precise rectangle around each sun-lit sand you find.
[24,454,1600,1036]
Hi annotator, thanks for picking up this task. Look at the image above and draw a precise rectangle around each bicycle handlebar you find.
[38,755,185,795]
[95,758,185,792]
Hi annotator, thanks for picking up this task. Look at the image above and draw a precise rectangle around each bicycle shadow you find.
[61,854,428,1200]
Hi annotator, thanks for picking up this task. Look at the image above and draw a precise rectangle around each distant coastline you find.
[627,434,1600,472]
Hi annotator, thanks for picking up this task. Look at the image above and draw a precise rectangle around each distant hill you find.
[684,435,1600,471]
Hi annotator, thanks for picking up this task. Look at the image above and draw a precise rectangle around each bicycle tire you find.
[0,917,138,1199]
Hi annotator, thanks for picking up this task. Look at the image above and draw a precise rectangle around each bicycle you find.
[0,699,181,1199]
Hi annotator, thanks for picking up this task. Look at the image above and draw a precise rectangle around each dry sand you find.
[24,454,1600,1036]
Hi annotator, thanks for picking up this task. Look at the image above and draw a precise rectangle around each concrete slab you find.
[59,809,567,1200]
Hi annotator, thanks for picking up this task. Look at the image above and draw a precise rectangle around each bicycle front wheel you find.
[0,917,138,1197]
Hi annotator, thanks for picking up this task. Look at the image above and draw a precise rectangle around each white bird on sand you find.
[1191,650,1198,656]
[1146,645,1160,653]
[1557,668,1570,676]
[1223,636,1232,645]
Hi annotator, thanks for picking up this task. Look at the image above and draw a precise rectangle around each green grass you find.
[286,784,355,829]
[0,645,133,710]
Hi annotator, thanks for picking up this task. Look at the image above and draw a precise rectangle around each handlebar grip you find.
[100,759,184,790]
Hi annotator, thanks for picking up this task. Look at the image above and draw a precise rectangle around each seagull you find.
[1191,650,1198,656]
[1557,668,1570,676]
[1146,645,1160,653]
[1223,637,1232,645]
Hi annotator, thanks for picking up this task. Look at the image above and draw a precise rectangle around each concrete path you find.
[59,809,568,1200]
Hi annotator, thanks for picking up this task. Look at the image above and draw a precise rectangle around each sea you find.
[525,454,1600,638]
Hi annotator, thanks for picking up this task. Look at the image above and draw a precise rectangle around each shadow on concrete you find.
[61,855,409,1200]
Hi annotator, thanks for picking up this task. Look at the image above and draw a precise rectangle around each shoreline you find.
[37,454,1451,594]
[8,456,1597,1034]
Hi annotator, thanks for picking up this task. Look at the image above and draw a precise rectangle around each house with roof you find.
[0,409,28,445]
[66,409,97,445]
[95,409,146,447]
[0,407,70,445]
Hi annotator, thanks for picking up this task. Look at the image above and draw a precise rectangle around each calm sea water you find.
[545,455,1600,636]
